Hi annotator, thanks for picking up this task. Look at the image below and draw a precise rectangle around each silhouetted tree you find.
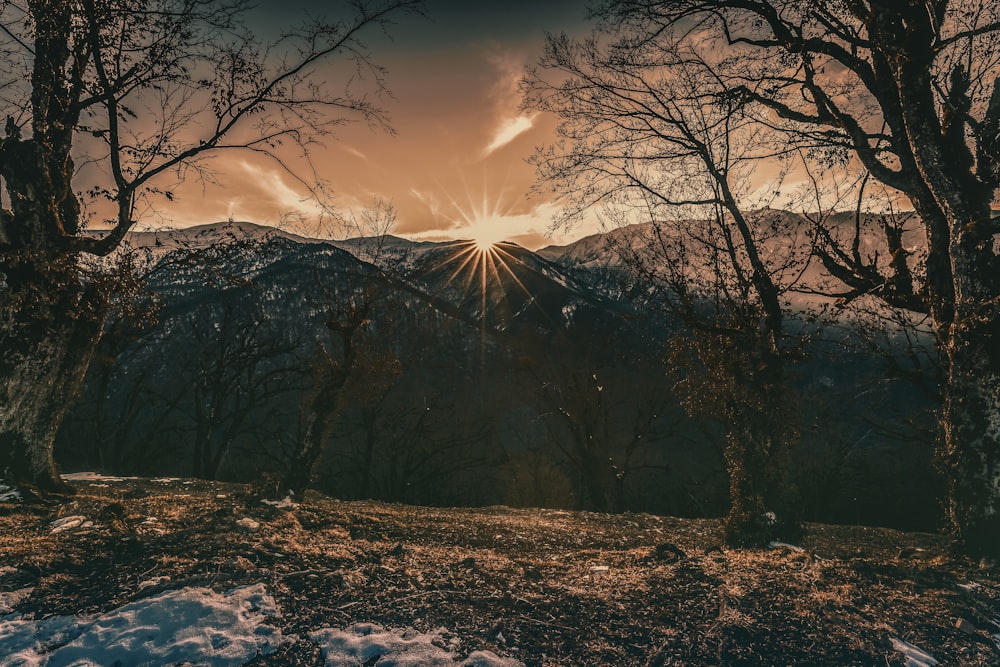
[524,30,809,543]
[0,0,424,491]
[349,393,491,505]
[588,0,1000,557]
[522,342,665,513]
[281,205,404,497]
[184,299,301,480]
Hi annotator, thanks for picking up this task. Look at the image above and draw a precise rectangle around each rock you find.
[50,516,94,533]
[236,517,260,532]
[232,556,255,572]
[262,494,298,510]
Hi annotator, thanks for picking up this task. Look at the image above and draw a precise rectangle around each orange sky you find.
[130,0,597,250]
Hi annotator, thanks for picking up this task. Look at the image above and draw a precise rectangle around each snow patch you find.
[137,576,172,591]
[0,584,283,666]
[309,623,523,667]
[0,588,32,616]
[889,637,938,667]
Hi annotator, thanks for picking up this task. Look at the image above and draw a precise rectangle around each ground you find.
[1,475,999,665]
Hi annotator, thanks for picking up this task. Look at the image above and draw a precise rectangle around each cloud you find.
[484,114,536,156]
[399,199,595,250]
[342,145,369,162]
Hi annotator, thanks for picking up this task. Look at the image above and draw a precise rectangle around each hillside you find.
[1,475,998,665]
[55,222,941,529]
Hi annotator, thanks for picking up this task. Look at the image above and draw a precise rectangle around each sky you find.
[149,0,596,249]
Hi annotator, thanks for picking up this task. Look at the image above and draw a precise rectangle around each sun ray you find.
[482,248,511,317]
[493,248,559,326]
[414,174,554,354]
[415,242,486,316]
[493,249,534,299]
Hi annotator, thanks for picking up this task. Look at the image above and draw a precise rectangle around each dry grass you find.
[1,477,999,665]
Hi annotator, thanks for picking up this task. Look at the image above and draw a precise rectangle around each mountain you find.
[116,223,619,338]
[537,209,930,314]
[57,219,940,530]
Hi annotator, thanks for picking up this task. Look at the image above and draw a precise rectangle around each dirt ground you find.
[2,476,1000,665]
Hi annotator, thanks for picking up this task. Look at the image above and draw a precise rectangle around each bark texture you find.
[0,250,103,491]
[871,2,1000,556]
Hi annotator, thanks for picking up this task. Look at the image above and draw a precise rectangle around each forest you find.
[1,1,1000,664]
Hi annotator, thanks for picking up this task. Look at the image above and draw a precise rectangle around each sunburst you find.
[424,237,541,329]
[465,215,508,253]
[416,177,553,350]
[440,170,517,250]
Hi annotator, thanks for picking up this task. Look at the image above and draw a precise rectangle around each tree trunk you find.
[282,335,354,498]
[722,405,801,545]
[723,429,768,547]
[940,324,1000,556]
[283,412,329,499]
[579,446,612,513]
[890,48,1000,557]
[937,222,1000,556]
[721,346,800,547]
[0,0,92,492]
[0,256,103,492]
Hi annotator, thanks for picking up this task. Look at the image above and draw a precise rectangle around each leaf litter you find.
[0,475,998,665]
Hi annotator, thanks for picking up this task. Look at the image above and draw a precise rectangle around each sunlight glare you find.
[469,220,506,252]
[416,174,548,353]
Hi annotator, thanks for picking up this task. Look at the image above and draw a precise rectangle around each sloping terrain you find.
[58,223,943,530]
[2,476,999,665]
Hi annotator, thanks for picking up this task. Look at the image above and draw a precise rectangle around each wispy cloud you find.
[342,145,369,162]
[484,114,536,156]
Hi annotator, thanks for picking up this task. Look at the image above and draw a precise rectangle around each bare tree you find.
[184,299,302,480]
[585,0,1000,557]
[524,29,809,543]
[282,300,369,497]
[280,201,406,497]
[331,391,491,505]
[0,0,424,491]
[520,335,665,514]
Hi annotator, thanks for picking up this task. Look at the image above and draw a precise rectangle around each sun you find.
[468,220,506,252]
[472,235,497,252]
[433,171,514,251]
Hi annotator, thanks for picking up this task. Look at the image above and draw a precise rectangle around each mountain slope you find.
[57,221,941,530]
